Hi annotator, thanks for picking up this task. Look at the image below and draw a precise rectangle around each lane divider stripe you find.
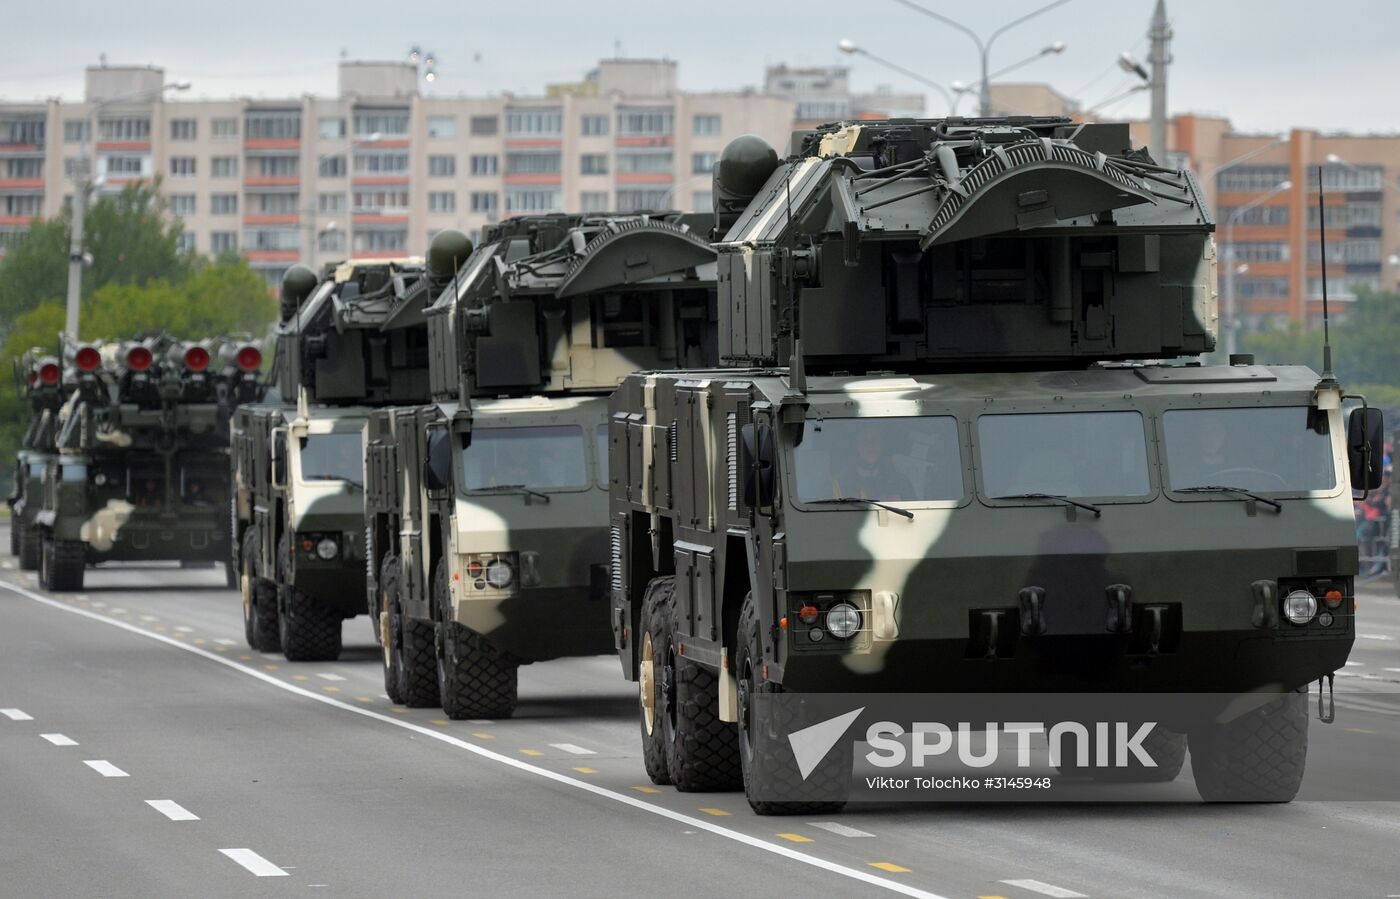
[1,708,33,721]
[219,848,287,876]
[41,733,77,746]
[84,760,129,777]
[147,800,199,821]
[999,879,1089,898]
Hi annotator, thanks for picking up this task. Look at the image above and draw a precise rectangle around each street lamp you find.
[65,79,191,340]
[1222,179,1291,356]
[890,0,1071,116]
[837,39,955,113]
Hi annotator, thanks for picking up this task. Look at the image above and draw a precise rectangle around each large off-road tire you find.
[8,518,18,556]
[17,523,40,571]
[638,577,675,785]
[366,526,382,647]
[658,581,740,792]
[1189,690,1309,803]
[380,555,405,703]
[41,536,85,592]
[383,556,438,708]
[737,594,847,815]
[435,562,518,720]
[1056,727,1187,784]
[241,529,280,652]
[278,584,343,662]
[224,561,238,590]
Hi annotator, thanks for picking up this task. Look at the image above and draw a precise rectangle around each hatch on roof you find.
[1135,366,1277,384]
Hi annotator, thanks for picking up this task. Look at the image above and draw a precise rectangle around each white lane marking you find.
[809,821,875,838]
[1359,633,1395,641]
[1345,661,1365,667]
[109,608,126,614]
[84,760,129,777]
[1,708,33,721]
[0,579,952,899]
[1385,668,1400,674]
[146,799,199,821]
[41,733,77,746]
[219,848,286,877]
[214,639,237,646]
[549,743,596,756]
[315,673,346,682]
[468,719,494,725]
[174,626,193,633]
[89,600,106,609]
[1000,879,1089,898]
[139,615,158,622]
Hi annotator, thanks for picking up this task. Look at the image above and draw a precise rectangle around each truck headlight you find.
[1283,589,1317,626]
[486,558,514,589]
[316,537,339,560]
[826,602,861,639]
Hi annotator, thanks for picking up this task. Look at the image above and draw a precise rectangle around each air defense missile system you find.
[231,245,457,661]
[364,212,717,717]
[607,118,1384,812]
[30,333,265,591]
[7,349,66,569]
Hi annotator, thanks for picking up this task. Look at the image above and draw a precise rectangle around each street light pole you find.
[837,40,956,113]
[1147,0,1172,164]
[65,80,190,341]
[1222,179,1291,356]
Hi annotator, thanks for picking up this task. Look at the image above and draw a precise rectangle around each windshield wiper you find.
[807,496,914,519]
[474,483,551,504]
[993,493,1102,518]
[1176,485,1282,513]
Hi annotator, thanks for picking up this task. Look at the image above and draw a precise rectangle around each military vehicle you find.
[231,245,460,661]
[7,350,65,569]
[364,212,718,717]
[31,334,265,591]
[608,118,1384,812]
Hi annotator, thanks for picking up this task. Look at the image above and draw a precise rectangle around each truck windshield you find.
[299,433,363,483]
[462,426,588,491]
[978,411,1151,499]
[793,416,963,503]
[1163,407,1335,493]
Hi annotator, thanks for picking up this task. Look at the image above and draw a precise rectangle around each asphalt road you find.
[3,518,1399,899]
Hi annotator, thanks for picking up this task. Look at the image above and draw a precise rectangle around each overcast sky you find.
[2,0,1394,135]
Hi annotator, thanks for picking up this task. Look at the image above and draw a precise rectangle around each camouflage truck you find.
[231,243,462,661]
[7,350,65,569]
[365,212,718,717]
[608,119,1384,812]
[33,334,265,591]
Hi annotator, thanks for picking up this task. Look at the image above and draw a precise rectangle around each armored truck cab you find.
[34,336,264,591]
[608,119,1384,811]
[232,251,449,661]
[366,212,717,717]
[8,351,64,569]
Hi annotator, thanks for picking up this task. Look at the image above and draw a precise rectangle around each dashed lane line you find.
[218,848,287,877]
[146,800,199,821]
[999,879,1088,898]
[810,821,875,838]
[700,808,731,816]
[83,760,129,777]
[1,708,33,721]
[316,673,346,682]
[174,626,193,633]
[41,733,77,746]
[549,742,596,755]
[1359,633,1395,641]
[214,639,237,646]
[0,579,953,899]
[870,863,911,873]
[778,833,814,843]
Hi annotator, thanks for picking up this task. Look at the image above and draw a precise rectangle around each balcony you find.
[244,138,301,152]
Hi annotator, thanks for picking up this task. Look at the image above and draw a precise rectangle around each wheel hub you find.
[639,631,656,734]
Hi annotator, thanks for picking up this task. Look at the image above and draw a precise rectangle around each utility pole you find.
[1148,0,1172,164]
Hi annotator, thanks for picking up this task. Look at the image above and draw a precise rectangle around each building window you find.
[245,112,301,140]
[1219,204,1289,226]
[255,156,299,178]
[170,119,197,141]
[1235,277,1290,300]
[1310,164,1384,192]
[506,151,561,175]
[470,115,499,136]
[255,193,299,214]
[1217,165,1290,193]
[212,156,239,178]
[616,150,673,174]
[353,229,409,252]
[505,189,561,212]
[169,194,196,217]
[319,155,346,177]
[5,158,43,179]
[505,108,562,136]
[353,190,411,212]
[580,191,610,213]
[692,152,718,175]
[63,120,89,143]
[428,116,457,139]
[210,231,237,253]
[617,107,673,136]
[469,155,499,176]
[428,191,456,213]
[98,117,151,141]
[176,232,196,253]
[616,189,671,212]
[211,194,238,215]
[354,111,410,137]
[469,192,498,217]
[353,151,409,174]
[104,155,145,176]
[319,193,345,214]
[1229,241,1290,263]
[580,154,608,175]
[0,116,45,145]
[429,155,457,177]
[2,195,44,217]
[318,229,345,253]
[244,228,301,250]
[319,117,346,139]
[581,115,609,136]
[691,191,712,212]
[1308,239,1381,264]
[169,157,196,178]
[211,118,238,141]
[693,114,721,136]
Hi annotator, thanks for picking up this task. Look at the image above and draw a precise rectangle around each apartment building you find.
[0,59,795,287]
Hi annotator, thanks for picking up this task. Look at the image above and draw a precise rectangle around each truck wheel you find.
[366,526,382,647]
[17,523,40,571]
[398,610,440,708]
[638,576,676,785]
[42,536,85,592]
[435,561,518,720]
[737,593,846,815]
[380,555,405,703]
[655,580,740,792]
[241,529,280,652]
[1056,727,1186,783]
[278,585,343,662]
[224,561,238,590]
[8,519,18,556]
[1189,690,1308,802]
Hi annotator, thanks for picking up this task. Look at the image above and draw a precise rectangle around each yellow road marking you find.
[214,645,227,652]
[429,719,450,726]
[239,655,252,661]
[390,708,408,714]
[322,686,340,693]
[263,664,279,670]
[520,749,543,756]
[777,833,813,843]
[573,767,598,774]
[292,675,308,681]
[471,732,495,740]
[193,639,206,645]
[978,895,1010,898]
[633,786,661,793]
[699,808,731,816]
[354,696,373,703]
[869,862,910,873]
[1345,727,1377,735]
